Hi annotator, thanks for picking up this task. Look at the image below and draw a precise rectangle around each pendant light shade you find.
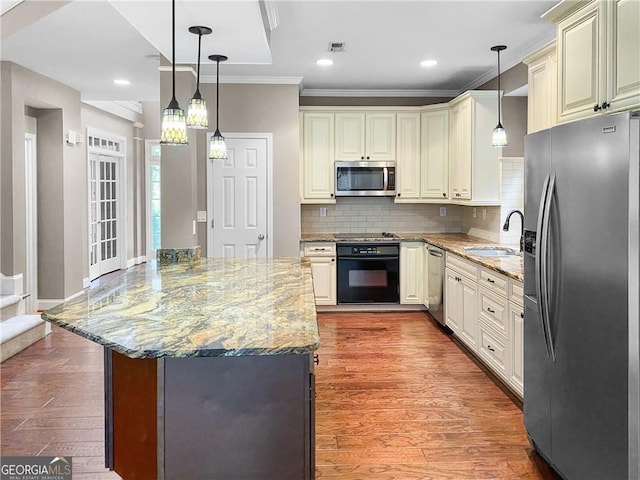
[208,54,228,159]
[186,26,212,129]
[491,45,508,147]
[160,0,188,145]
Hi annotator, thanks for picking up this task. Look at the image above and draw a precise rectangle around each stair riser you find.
[0,323,48,362]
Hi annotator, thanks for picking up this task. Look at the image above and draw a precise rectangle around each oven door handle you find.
[338,256,399,261]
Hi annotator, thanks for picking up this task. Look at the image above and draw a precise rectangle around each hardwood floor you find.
[314,312,559,480]
[1,312,559,479]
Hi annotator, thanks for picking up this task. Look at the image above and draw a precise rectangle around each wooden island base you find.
[106,350,314,480]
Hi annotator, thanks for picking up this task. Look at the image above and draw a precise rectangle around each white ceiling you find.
[0,0,557,102]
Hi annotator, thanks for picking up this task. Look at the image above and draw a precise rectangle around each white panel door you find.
[210,136,268,258]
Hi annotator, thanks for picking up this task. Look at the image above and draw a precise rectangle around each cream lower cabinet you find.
[445,253,524,397]
[444,255,478,348]
[304,243,336,306]
[544,0,640,124]
[400,242,424,304]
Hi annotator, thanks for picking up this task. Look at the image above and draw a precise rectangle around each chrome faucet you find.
[503,209,524,252]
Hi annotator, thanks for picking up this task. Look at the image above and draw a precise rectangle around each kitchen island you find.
[42,258,319,480]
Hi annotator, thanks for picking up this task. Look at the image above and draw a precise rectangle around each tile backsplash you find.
[499,158,525,246]
[301,197,463,234]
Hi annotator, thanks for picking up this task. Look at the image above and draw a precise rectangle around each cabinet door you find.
[366,113,396,161]
[444,269,461,333]
[302,113,335,201]
[557,1,602,123]
[459,276,478,349]
[335,113,365,161]
[509,302,524,396]
[606,0,640,112]
[309,257,336,306]
[395,113,421,200]
[421,109,449,199]
[527,50,557,134]
[449,100,472,200]
[400,242,424,304]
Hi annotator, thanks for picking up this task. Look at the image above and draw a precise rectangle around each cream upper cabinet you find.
[335,112,396,161]
[400,242,424,304]
[395,112,421,200]
[524,43,558,134]
[420,107,450,200]
[300,113,335,203]
[545,0,639,124]
[448,91,501,205]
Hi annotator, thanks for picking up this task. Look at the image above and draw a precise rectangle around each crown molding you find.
[200,75,303,85]
[158,65,196,77]
[300,88,459,98]
[459,29,557,93]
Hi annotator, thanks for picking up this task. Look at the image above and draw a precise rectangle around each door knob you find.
[258,234,265,240]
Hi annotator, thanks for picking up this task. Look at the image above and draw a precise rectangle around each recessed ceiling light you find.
[114,79,131,86]
[316,59,334,66]
[420,60,438,68]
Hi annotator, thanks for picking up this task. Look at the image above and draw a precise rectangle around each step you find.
[0,295,23,320]
[0,314,50,362]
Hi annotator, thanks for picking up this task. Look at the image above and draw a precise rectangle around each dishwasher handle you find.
[428,249,443,258]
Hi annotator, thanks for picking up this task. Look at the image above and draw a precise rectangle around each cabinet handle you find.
[487,307,495,314]
[601,101,610,110]
[520,312,524,319]
[313,354,320,365]
[594,103,602,112]
[487,345,495,352]
[486,278,495,284]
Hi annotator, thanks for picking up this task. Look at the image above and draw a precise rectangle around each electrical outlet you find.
[482,208,487,220]
[320,207,327,217]
[439,207,447,217]
[472,208,477,218]
[193,220,197,235]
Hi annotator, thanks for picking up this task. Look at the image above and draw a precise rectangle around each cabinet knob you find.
[520,312,524,319]
[361,156,365,160]
[366,156,370,160]
[313,354,320,365]
[330,193,334,197]
[397,193,401,197]
[331,258,335,262]
[442,192,446,197]
[593,103,602,112]
[601,101,610,110]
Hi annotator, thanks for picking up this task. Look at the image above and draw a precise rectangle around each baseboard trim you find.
[38,289,85,311]
[1,273,23,295]
[83,277,90,288]
[126,256,147,268]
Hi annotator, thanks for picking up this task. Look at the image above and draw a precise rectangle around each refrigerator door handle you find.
[541,172,557,362]
[535,175,552,358]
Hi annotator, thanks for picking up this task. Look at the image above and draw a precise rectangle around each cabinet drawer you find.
[446,253,479,280]
[478,288,508,336]
[304,242,336,257]
[479,268,508,297]
[478,321,509,381]
[509,280,524,307]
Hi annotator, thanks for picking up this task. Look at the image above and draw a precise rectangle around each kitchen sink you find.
[463,246,521,257]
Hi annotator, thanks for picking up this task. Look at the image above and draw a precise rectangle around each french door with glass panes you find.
[89,153,122,280]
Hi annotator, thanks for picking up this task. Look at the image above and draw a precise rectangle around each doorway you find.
[206,133,273,258]
[87,131,125,280]
[25,133,37,313]
[145,140,161,257]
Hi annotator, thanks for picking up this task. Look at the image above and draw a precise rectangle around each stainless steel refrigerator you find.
[523,111,640,480]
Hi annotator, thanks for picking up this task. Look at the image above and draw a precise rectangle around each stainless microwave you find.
[335,161,396,197]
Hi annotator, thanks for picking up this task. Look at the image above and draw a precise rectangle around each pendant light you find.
[491,45,508,147]
[160,0,188,145]
[186,26,212,129]
[208,54,228,159]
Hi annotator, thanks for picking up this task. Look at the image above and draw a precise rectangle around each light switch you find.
[196,211,207,222]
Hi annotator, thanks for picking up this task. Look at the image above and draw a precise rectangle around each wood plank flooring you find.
[314,312,559,480]
[0,312,559,479]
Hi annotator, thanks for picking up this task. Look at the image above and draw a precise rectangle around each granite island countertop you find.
[42,258,320,359]
[301,232,523,281]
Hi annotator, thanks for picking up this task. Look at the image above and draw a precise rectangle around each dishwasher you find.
[426,246,444,325]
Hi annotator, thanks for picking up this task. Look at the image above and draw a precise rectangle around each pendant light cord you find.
[196,32,201,93]
[497,49,501,125]
[216,59,220,128]
[171,0,176,101]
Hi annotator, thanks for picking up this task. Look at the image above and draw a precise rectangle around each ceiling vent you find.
[329,42,346,53]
